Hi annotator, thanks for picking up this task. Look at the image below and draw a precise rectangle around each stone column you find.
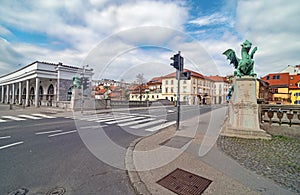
[26,80,30,106]
[56,63,62,102]
[11,83,15,104]
[35,77,40,107]
[1,85,4,103]
[6,84,10,104]
[18,82,22,105]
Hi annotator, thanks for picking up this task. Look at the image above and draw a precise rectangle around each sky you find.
[0,0,299,82]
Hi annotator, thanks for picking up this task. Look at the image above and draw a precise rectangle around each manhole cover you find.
[46,187,66,195]
[8,188,29,195]
[157,168,212,195]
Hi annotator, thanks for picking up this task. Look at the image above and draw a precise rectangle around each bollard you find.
[9,104,13,110]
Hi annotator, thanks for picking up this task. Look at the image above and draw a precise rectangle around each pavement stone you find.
[125,107,297,195]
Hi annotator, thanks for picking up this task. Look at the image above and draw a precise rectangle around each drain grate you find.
[8,188,29,195]
[46,187,66,195]
[157,168,212,195]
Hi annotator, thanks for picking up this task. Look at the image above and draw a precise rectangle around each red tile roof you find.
[289,74,300,89]
[161,69,205,79]
[261,72,290,87]
[207,75,228,82]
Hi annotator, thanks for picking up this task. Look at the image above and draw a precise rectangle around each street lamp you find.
[145,89,150,107]
[81,65,88,113]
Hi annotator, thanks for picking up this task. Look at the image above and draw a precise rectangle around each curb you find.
[125,137,151,195]
[125,124,177,195]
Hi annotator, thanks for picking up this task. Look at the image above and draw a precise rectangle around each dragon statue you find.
[223,40,257,77]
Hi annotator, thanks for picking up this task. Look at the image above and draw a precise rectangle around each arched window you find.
[30,87,34,100]
[39,86,44,100]
[67,87,72,101]
[47,84,54,101]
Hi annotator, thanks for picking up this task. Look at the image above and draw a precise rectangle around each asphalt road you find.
[0,104,222,195]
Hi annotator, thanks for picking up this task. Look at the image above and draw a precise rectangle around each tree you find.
[135,73,146,101]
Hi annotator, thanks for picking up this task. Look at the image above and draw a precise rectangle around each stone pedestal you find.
[222,76,271,139]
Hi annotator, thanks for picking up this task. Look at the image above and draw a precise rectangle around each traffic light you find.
[181,71,191,80]
[170,54,180,70]
[72,76,81,89]
[170,52,184,71]
[81,77,90,90]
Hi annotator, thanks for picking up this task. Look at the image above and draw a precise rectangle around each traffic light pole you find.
[81,65,88,114]
[176,68,181,130]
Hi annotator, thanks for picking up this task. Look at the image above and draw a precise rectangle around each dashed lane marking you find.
[18,114,42,120]
[2,116,26,121]
[48,130,77,137]
[0,141,24,150]
[31,113,56,119]
[35,130,63,135]
[0,136,11,140]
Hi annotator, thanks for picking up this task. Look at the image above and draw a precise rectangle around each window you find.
[171,80,173,85]
[294,92,300,97]
[272,75,280,80]
[294,100,300,104]
[297,83,300,88]
[165,80,168,85]
[165,87,168,93]
[266,76,270,80]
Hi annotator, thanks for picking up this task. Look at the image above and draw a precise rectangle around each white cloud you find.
[0,0,189,76]
[235,0,300,76]
[189,13,230,26]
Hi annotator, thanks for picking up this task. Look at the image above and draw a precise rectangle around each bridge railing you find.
[260,104,300,126]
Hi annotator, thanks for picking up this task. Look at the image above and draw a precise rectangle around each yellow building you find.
[289,77,300,105]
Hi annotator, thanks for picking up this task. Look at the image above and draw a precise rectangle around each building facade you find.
[161,69,215,105]
[0,61,92,107]
[207,75,230,104]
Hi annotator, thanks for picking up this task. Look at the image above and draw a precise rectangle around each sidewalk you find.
[126,107,296,195]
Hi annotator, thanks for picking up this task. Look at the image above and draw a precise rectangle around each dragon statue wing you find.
[223,49,239,69]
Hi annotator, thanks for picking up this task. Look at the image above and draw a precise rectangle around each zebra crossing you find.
[66,113,175,132]
[0,114,56,123]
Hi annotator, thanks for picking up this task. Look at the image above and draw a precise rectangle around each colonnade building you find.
[0,61,92,108]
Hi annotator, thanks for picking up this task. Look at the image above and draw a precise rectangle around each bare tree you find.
[135,73,146,101]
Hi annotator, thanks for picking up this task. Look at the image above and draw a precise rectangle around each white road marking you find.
[0,141,24,150]
[130,119,166,129]
[119,118,155,127]
[0,136,11,140]
[105,117,145,125]
[48,130,77,137]
[0,119,7,122]
[96,115,135,123]
[145,121,176,132]
[31,113,56,119]
[18,114,42,120]
[35,130,63,135]
[117,112,153,117]
[2,116,26,121]
[79,125,107,129]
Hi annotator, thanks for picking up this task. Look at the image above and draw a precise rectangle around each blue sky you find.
[0,0,299,81]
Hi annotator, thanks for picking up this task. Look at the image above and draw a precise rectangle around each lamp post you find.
[145,89,150,107]
[81,65,88,113]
